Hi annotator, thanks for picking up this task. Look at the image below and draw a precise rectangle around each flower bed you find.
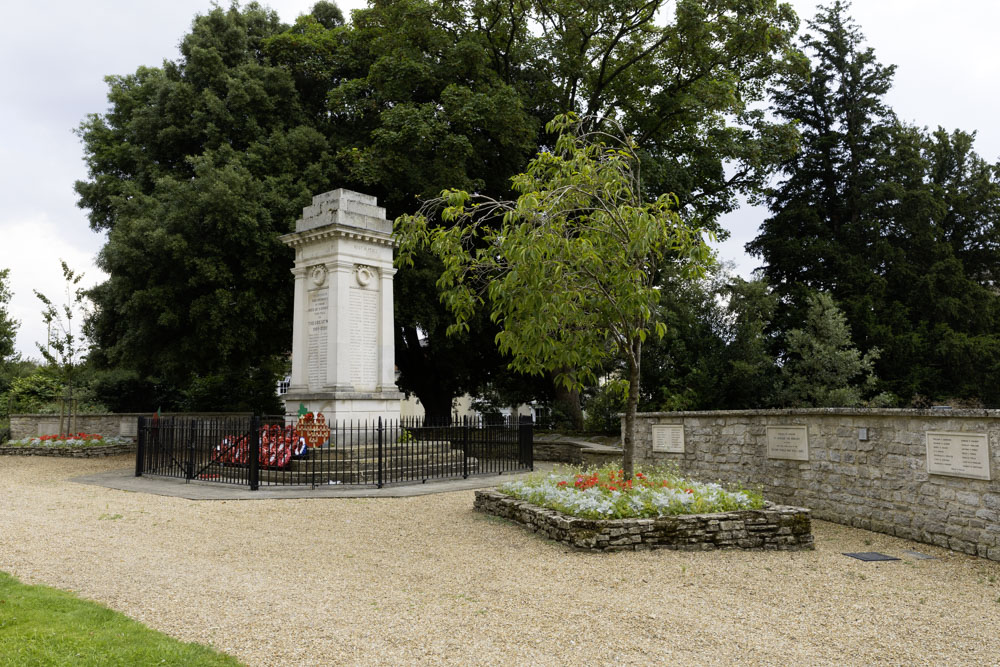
[499,465,765,519]
[0,434,135,458]
[476,466,813,552]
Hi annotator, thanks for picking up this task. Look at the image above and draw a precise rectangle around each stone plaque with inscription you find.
[348,285,379,390]
[306,288,329,388]
[926,431,990,480]
[651,424,685,453]
[766,425,809,461]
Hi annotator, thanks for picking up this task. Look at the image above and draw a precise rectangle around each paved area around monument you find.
[72,461,556,500]
[3,454,1000,666]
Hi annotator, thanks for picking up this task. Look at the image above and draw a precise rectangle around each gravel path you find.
[2,455,1000,665]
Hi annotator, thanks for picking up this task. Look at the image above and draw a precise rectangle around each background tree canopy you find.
[749,1,1000,407]
[73,0,1000,418]
[76,0,800,416]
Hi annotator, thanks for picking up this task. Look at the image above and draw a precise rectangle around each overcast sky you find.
[1,0,998,359]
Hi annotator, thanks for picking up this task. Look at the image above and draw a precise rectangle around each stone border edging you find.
[474,489,814,552]
[0,444,137,458]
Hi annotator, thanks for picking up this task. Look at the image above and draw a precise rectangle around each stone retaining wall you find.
[474,489,814,552]
[0,443,136,458]
[10,412,253,441]
[632,409,1000,560]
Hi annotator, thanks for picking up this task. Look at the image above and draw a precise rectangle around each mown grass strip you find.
[0,571,242,666]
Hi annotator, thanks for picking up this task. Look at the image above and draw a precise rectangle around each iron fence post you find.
[519,415,534,470]
[185,419,196,481]
[249,416,260,490]
[134,416,145,477]
[377,417,384,489]
[462,416,469,479]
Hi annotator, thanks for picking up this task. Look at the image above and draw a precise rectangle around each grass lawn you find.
[0,571,241,666]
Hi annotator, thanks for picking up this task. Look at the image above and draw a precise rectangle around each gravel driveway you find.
[2,454,999,665]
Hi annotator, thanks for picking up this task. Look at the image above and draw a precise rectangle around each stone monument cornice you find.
[279,224,398,250]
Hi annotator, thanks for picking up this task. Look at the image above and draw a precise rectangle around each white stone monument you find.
[280,189,403,423]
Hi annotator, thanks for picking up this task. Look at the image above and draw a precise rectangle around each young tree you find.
[777,292,885,407]
[396,114,713,478]
[34,261,91,432]
[0,268,17,366]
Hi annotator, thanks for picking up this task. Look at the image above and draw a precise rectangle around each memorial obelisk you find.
[279,189,403,423]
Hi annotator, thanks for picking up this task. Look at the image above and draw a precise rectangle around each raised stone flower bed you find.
[0,443,136,458]
[474,489,814,552]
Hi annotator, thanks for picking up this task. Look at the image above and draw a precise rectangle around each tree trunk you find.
[623,339,642,480]
[418,391,455,425]
[551,371,583,431]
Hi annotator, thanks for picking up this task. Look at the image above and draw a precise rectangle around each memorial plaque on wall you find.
[766,426,809,461]
[926,431,991,480]
[651,424,685,453]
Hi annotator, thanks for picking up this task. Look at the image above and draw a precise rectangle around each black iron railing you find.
[135,415,533,489]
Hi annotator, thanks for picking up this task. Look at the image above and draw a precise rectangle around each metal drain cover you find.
[843,552,900,562]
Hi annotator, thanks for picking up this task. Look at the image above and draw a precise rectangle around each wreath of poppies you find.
[212,416,327,470]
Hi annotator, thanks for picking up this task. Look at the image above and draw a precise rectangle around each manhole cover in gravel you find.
[843,552,901,562]
[901,550,935,560]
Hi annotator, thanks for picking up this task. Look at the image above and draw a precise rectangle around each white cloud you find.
[1,214,105,360]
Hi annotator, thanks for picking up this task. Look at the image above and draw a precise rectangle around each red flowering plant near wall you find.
[501,464,764,520]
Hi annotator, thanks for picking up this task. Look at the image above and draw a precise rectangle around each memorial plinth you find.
[280,189,403,423]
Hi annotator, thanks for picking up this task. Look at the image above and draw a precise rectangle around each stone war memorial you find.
[131,188,533,489]
[279,189,403,424]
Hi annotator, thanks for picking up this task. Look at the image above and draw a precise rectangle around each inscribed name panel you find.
[651,424,685,453]
[766,426,809,461]
[926,431,990,480]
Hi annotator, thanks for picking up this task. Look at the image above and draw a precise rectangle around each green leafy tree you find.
[777,292,888,407]
[639,269,780,411]
[717,277,781,408]
[397,114,713,478]
[32,261,93,430]
[76,2,335,412]
[34,261,89,396]
[323,0,799,420]
[871,125,1000,404]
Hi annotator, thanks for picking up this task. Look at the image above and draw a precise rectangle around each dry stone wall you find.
[474,489,813,552]
[632,409,1000,560]
[0,443,136,458]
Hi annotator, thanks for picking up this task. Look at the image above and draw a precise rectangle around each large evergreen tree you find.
[747,0,895,348]
[750,1,1000,405]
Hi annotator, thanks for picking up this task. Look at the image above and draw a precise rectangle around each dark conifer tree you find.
[750,1,1000,405]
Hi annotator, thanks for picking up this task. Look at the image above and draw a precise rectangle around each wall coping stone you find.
[636,408,1000,418]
